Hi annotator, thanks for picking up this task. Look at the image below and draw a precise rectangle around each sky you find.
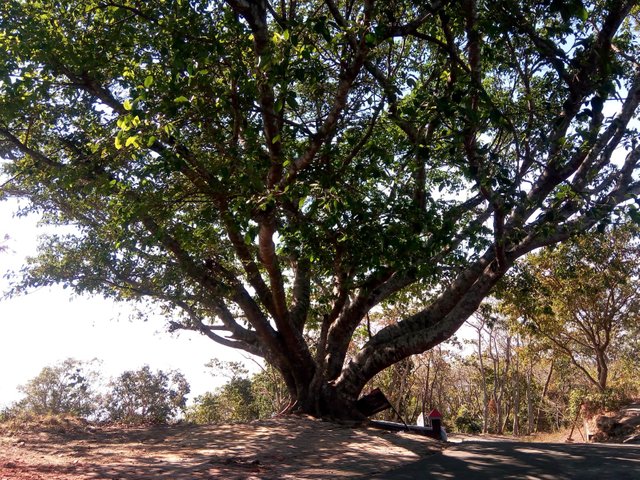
[0,198,256,409]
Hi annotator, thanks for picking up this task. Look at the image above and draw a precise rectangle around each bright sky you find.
[0,198,256,409]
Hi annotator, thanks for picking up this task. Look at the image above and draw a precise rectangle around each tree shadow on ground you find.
[376,441,640,480]
[2,417,443,479]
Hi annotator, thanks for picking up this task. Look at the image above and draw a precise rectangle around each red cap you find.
[428,409,442,419]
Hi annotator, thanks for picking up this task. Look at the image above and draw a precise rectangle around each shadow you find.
[4,418,443,479]
[374,441,640,479]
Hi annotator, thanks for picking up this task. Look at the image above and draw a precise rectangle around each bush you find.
[185,359,289,424]
[186,377,259,424]
[11,358,100,418]
[102,366,189,424]
[454,405,482,434]
[185,391,222,424]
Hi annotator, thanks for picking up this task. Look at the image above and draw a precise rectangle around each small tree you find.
[186,359,287,423]
[187,378,259,424]
[102,366,189,424]
[13,358,100,418]
[250,364,289,418]
[500,226,640,394]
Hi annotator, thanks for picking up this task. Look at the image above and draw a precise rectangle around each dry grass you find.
[0,412,91,436]
[523,428,583,443]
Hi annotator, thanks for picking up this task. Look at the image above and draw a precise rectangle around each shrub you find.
[186,377,259,424]
[102,366,189,424]
[454,405,482,434]
[12,358,100,418]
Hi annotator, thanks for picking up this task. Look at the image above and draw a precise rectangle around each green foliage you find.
[186,360,286,424]
[249,365,290,418]
[581,389,633,416]
[184,391,221,425]
[453,405,482,434]
[499,226,640,393]
[102,366,190,424]
[1,0,639,414]
[11,358,100,418]
[186,377,258,424]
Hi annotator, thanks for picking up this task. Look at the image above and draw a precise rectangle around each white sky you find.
[0,199,256,409]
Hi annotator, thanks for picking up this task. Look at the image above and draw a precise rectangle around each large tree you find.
[1,0,639,418]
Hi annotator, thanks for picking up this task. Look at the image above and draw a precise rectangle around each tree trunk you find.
[526,361,534,435]
[267,250,509,420]
[479,337,490,433]
[595,349,608,392]
[535,360,554,432]
[512,337,521,436]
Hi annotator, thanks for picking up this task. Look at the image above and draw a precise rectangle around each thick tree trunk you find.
[270,249,511,420]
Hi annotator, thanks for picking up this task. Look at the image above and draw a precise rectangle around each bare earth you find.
[0,416,442,479]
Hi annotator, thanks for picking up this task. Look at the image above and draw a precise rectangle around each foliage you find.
[186,377,259,424]
[499,226,640,392]
[11,358,100,418]
[249,364,290,418]
[184,391,221,425]
[453,405,482,434]
[186,359,258,424]
[1,0,640,416]
[186,359,286,424]
[102,366,190,424]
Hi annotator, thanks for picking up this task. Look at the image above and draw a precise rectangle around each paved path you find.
[374,441,640,479]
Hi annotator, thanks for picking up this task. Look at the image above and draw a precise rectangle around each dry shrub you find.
[0,411,90,436]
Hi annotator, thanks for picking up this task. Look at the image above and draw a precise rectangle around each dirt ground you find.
[0,416,443,479]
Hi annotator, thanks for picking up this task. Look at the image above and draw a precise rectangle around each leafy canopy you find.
[1,0,640,414]
[103,366,190,424]
[13,358,100,417]
[498,226,640,391]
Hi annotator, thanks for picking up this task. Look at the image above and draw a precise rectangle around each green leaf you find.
[286,94,299,110]
[125,136,139,147]
[365,32,376,46]
[272,134,281,144]
[123,99,133,111]
[174,96,190,103]
[147,135,157,147]
[144,75,154,88]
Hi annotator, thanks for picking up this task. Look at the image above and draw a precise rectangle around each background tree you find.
[186,359,286,423]
[11,358,100,418]
[186,359,258,423]
[250,363,290,417]
[186,379,258,424]
[102,366,190,424]
[1,0,640,418]
[499,226,640,394]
